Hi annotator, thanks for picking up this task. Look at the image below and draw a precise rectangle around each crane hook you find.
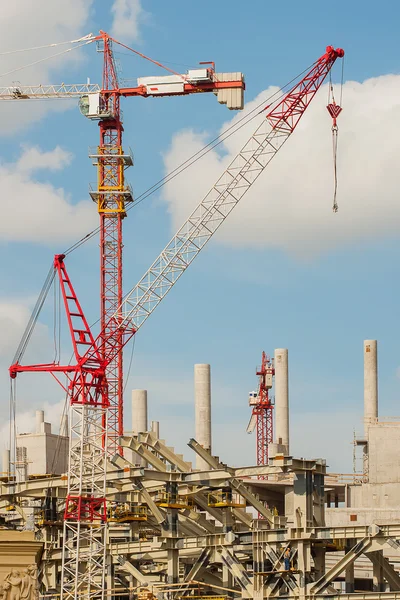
[327,101,342,213]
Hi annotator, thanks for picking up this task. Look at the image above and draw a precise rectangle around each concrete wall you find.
[348,481,400,509]
[326,507,400,527]
[17,432,68,477]
[368,422,400,484]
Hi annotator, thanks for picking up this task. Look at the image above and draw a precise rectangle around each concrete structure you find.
[16,410,68,478]
[194,363,211,470]
[0,530,42,586]
[3,342,400,600]
[36,410,45,434]
[151,420,160,438]
[274,348,289,454]
[131,389,148,467]
[2,450,10,477]
[364,339,378,434]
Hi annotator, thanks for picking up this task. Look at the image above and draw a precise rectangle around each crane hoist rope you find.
[327,57,345,212]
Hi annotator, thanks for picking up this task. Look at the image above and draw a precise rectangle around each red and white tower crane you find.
[9,45,344,600]
[247,352,275,474]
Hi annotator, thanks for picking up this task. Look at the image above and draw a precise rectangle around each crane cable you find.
[0,37,95,80]
[0,34,95,56]
[327,57,344,213]
[63,59,317,257]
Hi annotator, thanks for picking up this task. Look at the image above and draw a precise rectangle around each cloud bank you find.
[162,75,400,257]
[0,145,96,243]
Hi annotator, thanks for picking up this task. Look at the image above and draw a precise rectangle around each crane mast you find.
[9,44,344,600]
[247,352,275,477]
[94,34,131,456]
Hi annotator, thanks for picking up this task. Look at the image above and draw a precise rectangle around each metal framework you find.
[9,44,344,600]
[11,256,108,600]
[252,352,275,475]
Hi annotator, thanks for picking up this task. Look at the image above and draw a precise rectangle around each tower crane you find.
[247,351,275,477]
[9,45,344,600]
[1,30,245,456]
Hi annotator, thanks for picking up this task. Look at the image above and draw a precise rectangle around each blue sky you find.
[1,0,400,473]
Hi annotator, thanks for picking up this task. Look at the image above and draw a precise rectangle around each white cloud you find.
[111,0,146,43]
[162,74,400,257]
[0,300,48,361]
[0,399,67,451]
[16,145,72,173]
[0,0,94,134]
[0,145,96,243]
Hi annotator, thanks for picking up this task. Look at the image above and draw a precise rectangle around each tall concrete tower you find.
[364,340,378,435]
[274,348,289,454]
[194,364,212,470]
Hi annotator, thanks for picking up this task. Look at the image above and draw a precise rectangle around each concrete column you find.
[345,561,355,593]
[132,390,148,434]
[132,390,148,467]
[274,349,289,454]
[151,420,160,438]
[36,410,44,434]
[194,364,211,471]
[2,450,10,476]
[364,340,378,436]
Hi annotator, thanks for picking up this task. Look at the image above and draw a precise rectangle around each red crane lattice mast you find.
[248,352,275,477]
[86,31,245,455]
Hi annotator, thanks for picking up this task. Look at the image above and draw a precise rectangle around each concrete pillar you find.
[2,449,10,476]
[274,349,289,454]
[132,390,148,434]
[132,390,148,467]
[345,561,355,593]
[151,420,160,438]
[364,340,378,435]
[194,364,211,470]
[36,410,44,434]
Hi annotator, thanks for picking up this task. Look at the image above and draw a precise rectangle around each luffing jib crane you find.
[10,45,344,600]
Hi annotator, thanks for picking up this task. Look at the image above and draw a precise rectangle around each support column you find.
[194,364,212,470]
[364,340,378,436]
[164,482,179,584]
[372,551,385,592]
[151,420,160,438]
[274,349,289,454]
[345,541,355,593]
[132,390,148,467]
[2,450,10,477]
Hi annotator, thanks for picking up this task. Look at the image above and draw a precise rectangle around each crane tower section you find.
[247,352,275,477]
